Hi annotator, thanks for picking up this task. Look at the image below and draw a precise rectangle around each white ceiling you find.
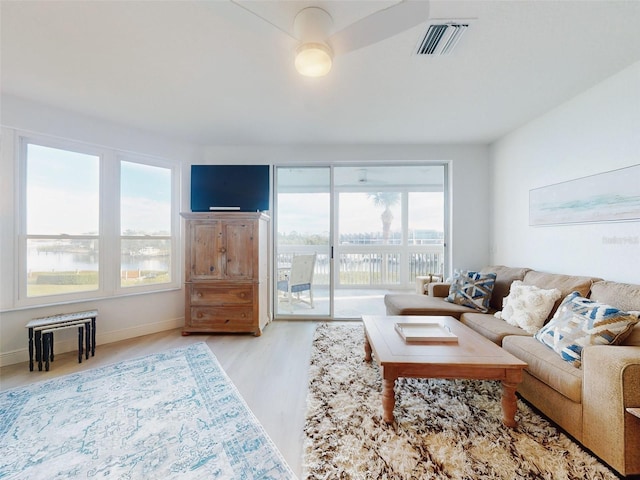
[2,0,640,146]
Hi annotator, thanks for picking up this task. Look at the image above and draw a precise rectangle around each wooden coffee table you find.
[362,315,527,428]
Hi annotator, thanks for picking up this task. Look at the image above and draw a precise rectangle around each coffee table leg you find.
[382,376,396,424]
[501,381,518,428]
[364,336,372,362]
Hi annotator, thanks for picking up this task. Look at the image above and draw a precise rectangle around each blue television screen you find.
[190,165,270,212]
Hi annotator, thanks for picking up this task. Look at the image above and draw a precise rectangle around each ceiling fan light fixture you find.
[295,42,332,77]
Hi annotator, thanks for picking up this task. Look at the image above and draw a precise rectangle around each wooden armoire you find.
[181,212,270,336]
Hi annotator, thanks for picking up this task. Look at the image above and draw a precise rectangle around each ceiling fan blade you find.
[229,0,296,41]
[329,0,430,56]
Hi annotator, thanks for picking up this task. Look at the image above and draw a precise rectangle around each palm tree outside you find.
[368,192,400,283]
[367,192,400,244]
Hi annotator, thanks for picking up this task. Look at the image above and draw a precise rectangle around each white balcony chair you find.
[277,253,316,309]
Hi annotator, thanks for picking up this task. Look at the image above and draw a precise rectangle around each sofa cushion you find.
[590,281,640,346]
[495,281,562,334]
[480,265,531,311]
[502,335,583,403]
[522,271,601,319]
[459,312,531,345]
[590,280,640,312]
[445,271,496,313]
[534,292,640,368]
[427,282,453,298]
[384,294,476,318]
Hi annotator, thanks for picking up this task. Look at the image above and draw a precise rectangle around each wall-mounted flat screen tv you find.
[190,165,270,212]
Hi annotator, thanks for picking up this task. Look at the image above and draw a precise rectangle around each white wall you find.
[489,61,640,283]
[0,95,203,366]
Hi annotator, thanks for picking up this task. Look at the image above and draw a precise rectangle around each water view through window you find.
[26,144,100,297]
[120,161,172,287]
[276,165,446,319]
[24,143,174,298]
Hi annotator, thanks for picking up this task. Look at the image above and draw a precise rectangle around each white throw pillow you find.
[494,280,562,334]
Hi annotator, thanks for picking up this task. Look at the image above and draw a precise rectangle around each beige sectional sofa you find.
[384,266,640,477]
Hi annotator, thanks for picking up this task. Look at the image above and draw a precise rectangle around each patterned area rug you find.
[303,323,617,480]
[1,343,295,479]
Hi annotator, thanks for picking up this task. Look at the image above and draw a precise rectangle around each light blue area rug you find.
[0,342,296,479]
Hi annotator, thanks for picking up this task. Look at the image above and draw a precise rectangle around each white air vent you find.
[416,23,468,55]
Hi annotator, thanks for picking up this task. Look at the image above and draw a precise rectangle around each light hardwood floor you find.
[0,320,328,478]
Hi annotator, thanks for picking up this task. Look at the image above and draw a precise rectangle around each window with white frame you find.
[120,160,173,288]
[20,136,178,303]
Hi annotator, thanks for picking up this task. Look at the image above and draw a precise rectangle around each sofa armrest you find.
[428,282,451,298]
[582,345,640,476]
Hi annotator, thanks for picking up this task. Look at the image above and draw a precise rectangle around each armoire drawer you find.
[189,285,253,305]
[188,306,254,328]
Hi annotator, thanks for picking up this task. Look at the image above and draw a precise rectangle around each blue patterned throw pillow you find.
[445,270,496,313]
[534,291,640,368]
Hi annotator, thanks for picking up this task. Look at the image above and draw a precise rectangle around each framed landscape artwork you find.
[529,164,640,226]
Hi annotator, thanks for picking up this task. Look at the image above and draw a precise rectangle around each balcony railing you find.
[277,244,444,289]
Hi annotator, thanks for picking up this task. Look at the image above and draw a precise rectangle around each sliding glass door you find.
[333,165,445,318]
[274,167,331,317]
[274,164,446,320]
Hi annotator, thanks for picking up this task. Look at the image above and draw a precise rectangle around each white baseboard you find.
[0,317,184,368]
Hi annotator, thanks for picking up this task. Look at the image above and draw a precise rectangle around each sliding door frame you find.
[272,162,449,321]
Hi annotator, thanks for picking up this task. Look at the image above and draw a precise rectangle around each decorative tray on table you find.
[394,322,458,343]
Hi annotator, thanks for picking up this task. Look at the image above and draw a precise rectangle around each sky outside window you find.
[278,192,443,236]
[121,161,171,235]
[26,144,99,235]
